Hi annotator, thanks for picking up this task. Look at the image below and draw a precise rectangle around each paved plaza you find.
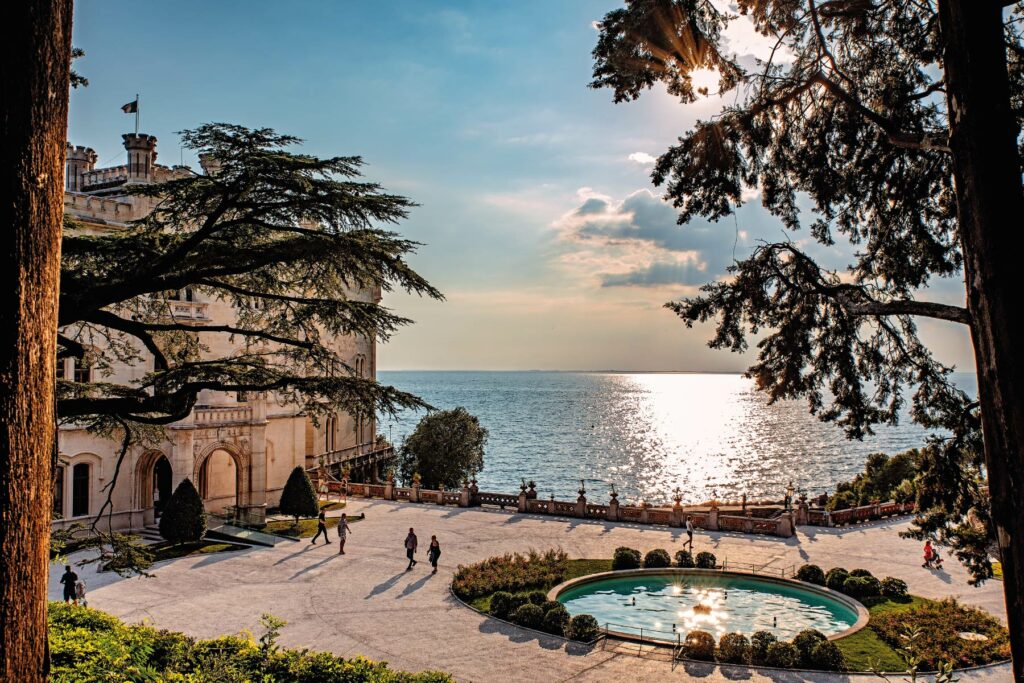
[50,499,1012,682]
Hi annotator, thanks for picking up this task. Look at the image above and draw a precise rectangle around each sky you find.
[68,1,974,372]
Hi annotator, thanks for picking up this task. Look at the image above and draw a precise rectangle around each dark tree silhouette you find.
[158,479,207,545]
[279,466,320,525]
[399,408,487,490]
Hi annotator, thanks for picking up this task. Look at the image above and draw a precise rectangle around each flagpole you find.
[135,94,139,134]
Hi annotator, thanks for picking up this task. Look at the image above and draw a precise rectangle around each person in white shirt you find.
[337,513,353,555]
[685,516,694,550]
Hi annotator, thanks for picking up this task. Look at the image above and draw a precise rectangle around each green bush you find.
[674,549,695,568]
[542,604,570,636]
[47,602,452,682]
[795,564,826,585]
[488,591,515,620]
[525,590,547,606]
[611,546,641,570]
[826,490,858,511]
[825,567,849,592]
[159,478,206,544]
[880,576,909,599]
[842,575,880,598]
[566,614,600,642]
[792,629,827,666]
[750,630,777,665]
[278,466,320,523]
[695,551,716,569]
[682,630,716,661]
[810,640,847,671]
[643,548,672,568]
[510,603,545,630]
[716,632,750,664]
[848,568,875,578]
[765,641,800,668]
[540,600,562,614]
[451,549,568,600]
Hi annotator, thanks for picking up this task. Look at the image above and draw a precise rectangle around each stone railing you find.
[194,405,253,426]
[808,500,915,527]
[169,300,210,321]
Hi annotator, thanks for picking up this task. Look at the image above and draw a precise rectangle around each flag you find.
[121,99,138,114]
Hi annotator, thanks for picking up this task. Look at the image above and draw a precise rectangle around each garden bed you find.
[264,512,364,538]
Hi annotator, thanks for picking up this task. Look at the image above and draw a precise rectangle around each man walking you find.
[311,509,331,545]
[685,515,694,551]
[337,513,352,555]
[60,565,79,605]
[405,527,418,570]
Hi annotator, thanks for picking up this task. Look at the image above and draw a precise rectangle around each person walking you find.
[922,540,934,568]
[405,527,418,570]
[337,513,352,555]
[311,509,331,545]
[60,565,79,605]
[427,535,441,574]
[685,515,695,551]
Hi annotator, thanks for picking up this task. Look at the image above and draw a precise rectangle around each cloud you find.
[628,152,657,165]
[602,258,708,287]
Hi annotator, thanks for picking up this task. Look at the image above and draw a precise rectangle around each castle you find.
[55,132,382,531]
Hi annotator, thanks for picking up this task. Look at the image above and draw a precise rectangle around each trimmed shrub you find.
[159,479,206,544]
[765,641,800,668]
[825,567,849,592]
[566,614,600,642]
[810,640,847,671]
[795,564,826,586]
[510,603,544,630]
[451,549,568,601]
[849,568,875,579]
[541,600,562,614]
[695,551,717,569]
[792,629,827,666]
[525,590,547,606]
[842,575,881,598]
[674,549,695,568]
[542,604,570,636]
[643,549,672,568]
[717,632,751,664]
[750,630,777,665]
[682,630,716,661]
[278,466,320,524]
[488,592,514,620]
[611,546,642,570]
[880,576,909,599]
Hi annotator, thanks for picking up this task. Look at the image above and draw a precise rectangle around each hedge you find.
[643,548,672,568]
[451,549,567,601]
[611,546,641,570]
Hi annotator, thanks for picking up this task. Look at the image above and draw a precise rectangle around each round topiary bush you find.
[842,575,878,598]
[511,603,545,630]
[765,641,800,668]
[849,568,875,579]
[525,590,547,605]
[566,614,600,642]
[541,600,562,614]
[717,632,751,664]
[612,546,642,570]
[542,604,570,636]
[880,576,908,599]
[674,549,695,568]
[643,548,672,568]
[750,630,777,665]
[795,564,826,585]
[810,640,847,671]
[159,478,206,544]
[682,630,716,661]
[792,629,827,666]
[825,567,850,592]
[695,551,717,569]
[488,591,514,620]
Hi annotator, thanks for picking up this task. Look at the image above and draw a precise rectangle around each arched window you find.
[53,466,65,517]
[72,463,90,517]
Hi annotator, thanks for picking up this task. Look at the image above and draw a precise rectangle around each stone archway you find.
[193,442,251,513]
[135,450,172,511]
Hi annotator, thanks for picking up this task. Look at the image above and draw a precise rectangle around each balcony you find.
[169,300,209,322]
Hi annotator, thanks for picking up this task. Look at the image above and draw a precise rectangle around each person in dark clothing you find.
[60,565,79,605]
[310,509,331,545]
[427,535,441,574]
[405,528,418,570]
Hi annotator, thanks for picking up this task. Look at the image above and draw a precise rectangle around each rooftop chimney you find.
[122,133,158,183]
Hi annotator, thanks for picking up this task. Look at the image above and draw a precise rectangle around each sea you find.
[377,371,977,505]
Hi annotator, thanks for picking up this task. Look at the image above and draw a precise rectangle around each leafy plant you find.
[682,630,716,661]
[510,604,544,631]
[674,549,695,568]
[825,568,850,592]
[810,640,847,672]
[398,408,488,489]
[278,467,319,525]
[750,630,777,665]
[717,632,750,664]
[611,546,641,570]
[792,629,826,667]
[487,592,515,620]
[843,575,881,598]
[695,551,716,569]
[765,641,800,669]
[158,479,206,545]
[566,614,600,642]
[542,604,570,636]
[451,549,568,601]
[795,564,826,585]
[880,577,909,599]
[642,548,671,568]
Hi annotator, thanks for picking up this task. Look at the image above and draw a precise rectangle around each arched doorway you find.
[136,451,172,522]
[152,456,171,517]
[197,447,243,513]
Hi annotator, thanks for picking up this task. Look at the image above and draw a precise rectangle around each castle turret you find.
[65,144,97,191]
[122,133,158,183]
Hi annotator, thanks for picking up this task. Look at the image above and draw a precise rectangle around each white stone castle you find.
[56,132,382,531]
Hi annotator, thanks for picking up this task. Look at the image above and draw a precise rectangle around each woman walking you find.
[427,535,441,574]
[336,513,352,555]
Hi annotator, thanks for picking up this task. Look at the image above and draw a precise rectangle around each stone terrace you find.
[50,499,1011,682]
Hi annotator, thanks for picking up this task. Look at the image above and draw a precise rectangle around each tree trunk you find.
[940,1,1024,679]
[0,2,73,681]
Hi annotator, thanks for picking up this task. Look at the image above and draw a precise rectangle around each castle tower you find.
[122,133,158,183]
[198,152,222,177]
[65,144,97,191]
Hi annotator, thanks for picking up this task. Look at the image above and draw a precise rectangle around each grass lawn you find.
[265,513,364,538]
[149,540,243,562]
[468,559,612,612]
[835,595,932,671]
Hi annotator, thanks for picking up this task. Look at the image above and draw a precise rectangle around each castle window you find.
[72,463,90,517]
[53,466,65,517]
[72,359,92,384]
[56,358,66,380]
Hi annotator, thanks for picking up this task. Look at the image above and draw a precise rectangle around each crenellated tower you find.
[122,133,158,183]
[65,144,97,191]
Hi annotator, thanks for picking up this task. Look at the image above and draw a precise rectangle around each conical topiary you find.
[279,466,319,525]
[159,478,207,544]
